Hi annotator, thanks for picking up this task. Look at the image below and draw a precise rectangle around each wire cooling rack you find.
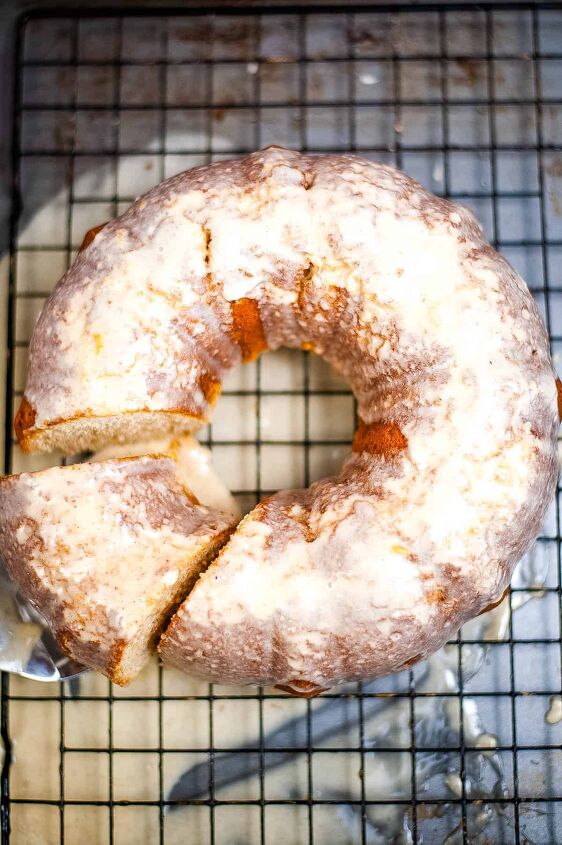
[2,3,562,844]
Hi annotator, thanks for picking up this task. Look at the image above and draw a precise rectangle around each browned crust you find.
[274,680,329,698]
[425,586,448,605]
[352,419,408,457]
[198,371,222,405]
[58,626,115,680]
[477,587,509,616]
[59,628,130,686]
[107,639,129,685]
[79,222,106,252]
[295,262,314,314]
[556,377,562,422]
[57,629,75,656]
[14,396,36,444]
[398,652,423,670]
[230,298,268,362]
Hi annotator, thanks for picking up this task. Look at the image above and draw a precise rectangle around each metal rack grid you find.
[2,3,562,843]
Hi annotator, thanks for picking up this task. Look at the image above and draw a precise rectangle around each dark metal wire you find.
[3,4,562,844]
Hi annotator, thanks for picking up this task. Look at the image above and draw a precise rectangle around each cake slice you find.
[0,438,237,685]
[91,434,240,521]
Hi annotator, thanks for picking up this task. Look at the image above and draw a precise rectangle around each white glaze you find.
[14,148,559,689]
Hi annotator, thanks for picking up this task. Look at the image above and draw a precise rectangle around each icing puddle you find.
[545,695,562,726]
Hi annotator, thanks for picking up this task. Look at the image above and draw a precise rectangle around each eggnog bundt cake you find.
[0,438,236,684]
[6,146,559,692]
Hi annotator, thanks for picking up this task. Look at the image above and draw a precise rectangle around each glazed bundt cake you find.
[4,147,558,691]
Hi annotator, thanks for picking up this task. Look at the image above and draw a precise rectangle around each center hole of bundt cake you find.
[208,348,355,508]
